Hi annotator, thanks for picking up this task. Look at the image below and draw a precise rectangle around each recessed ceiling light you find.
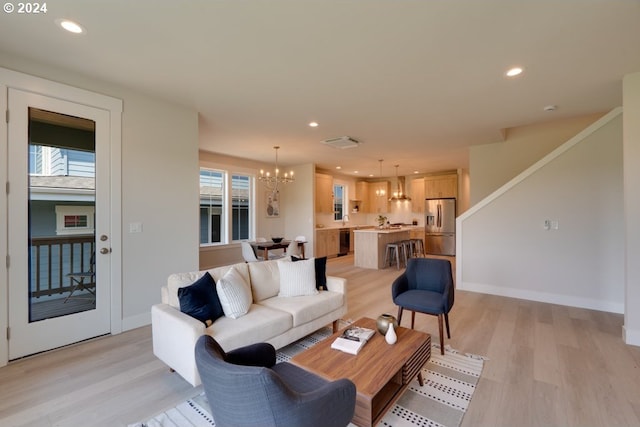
[57,19,85,34]
[336,166,341,170]
[309,122,318,127]
[353,171,359,174]
[413,171,419,174]
[505,67,523,77]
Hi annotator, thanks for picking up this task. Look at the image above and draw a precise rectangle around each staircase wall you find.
[457,108,624,313]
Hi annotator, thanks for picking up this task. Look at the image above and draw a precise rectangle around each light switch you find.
[129,222,143,233]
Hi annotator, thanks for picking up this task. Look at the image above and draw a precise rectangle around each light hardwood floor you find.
[2,254,640,427]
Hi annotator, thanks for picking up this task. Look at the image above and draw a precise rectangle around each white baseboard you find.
[623,326,640,347]
[459,281,624,314]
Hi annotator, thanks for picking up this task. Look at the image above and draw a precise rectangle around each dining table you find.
[250,240,306,260]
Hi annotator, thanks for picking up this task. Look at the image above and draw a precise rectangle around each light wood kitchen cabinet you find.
[424,174,457,199]
[410,178,425,213]
[315,173,334,213]
[368,181,390,213]
[315,228,340,258]
[354,181,369,213]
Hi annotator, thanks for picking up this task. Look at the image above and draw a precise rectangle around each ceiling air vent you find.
[321,136,360,149]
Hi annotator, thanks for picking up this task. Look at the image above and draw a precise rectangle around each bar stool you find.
[400,239,413,263]
[384,242,403,269]
[410,238,425,257]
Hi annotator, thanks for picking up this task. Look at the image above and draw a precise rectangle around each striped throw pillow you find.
[277,258,318,297]
[216,267,252,319]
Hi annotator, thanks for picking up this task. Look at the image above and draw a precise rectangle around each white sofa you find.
[152,258,347,386]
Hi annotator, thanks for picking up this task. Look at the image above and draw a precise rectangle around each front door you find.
[7,88,111,359]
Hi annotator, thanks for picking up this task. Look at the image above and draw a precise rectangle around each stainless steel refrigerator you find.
[425,198,456,256]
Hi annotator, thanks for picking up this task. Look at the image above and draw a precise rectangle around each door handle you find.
[99,247,111,254]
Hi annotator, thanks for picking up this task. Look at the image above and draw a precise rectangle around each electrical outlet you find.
[129,222,143,233]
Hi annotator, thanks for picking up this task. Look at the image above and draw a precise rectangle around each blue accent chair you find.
[391,257,455,355]
[194,335,356,427]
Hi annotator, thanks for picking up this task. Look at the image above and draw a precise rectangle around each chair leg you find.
[438,314,445,355]
[411,311,416,329]
[397,306,404,325]
[444,313,451,339]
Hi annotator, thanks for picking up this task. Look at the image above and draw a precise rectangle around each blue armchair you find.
[194,335,356,427]
[391,257,455,355]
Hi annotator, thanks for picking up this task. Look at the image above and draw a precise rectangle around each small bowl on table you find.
[271,237,284,243]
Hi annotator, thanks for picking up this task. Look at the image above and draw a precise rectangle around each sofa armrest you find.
[325,275,346,294]
[152,303,206,386]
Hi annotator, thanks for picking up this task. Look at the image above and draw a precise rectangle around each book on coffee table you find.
[330,326,376,355]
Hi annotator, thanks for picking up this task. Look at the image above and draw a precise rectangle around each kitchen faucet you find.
[342,214,349,226]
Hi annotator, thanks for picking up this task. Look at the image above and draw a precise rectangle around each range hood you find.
[389,168,411,201]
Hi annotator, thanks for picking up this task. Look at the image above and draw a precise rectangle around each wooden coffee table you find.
[290,317,431,427]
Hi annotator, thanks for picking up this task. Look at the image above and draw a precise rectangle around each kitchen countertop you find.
[353,227,420,234]
[316,225,423,231]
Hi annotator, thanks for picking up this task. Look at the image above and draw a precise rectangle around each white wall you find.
[120,94,198,327]
[197,151,312,268]
[0,53,200,330]
[623,73,640,345]
[470,113,604,205]
[458,110,624,313]
[283,163,315,256]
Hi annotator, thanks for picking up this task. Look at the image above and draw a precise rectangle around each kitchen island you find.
[353,227,411,269]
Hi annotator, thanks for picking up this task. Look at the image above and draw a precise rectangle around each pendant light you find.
[258,146,295,192]
[375,159,386,197]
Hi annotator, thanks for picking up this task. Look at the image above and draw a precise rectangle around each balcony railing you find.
[30,235,95,299]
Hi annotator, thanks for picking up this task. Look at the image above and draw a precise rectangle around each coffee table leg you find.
[418,372,424,387]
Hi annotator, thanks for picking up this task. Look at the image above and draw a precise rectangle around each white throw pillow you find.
[216,267,253,319]
[277,258,318,297]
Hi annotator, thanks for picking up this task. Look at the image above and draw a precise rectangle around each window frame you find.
[54,205,95,236]
[199,167,255,247]
[333,181,348,222]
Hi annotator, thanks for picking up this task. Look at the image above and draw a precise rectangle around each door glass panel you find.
[28,108,96,322]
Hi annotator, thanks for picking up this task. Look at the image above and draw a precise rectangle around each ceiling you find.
[1,1,639,177]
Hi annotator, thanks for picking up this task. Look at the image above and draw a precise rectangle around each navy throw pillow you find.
[177,272,224,326]
[292,256,327,290]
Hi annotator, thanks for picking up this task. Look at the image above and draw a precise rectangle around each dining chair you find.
[285,240,300,258]
[241,241,261,262]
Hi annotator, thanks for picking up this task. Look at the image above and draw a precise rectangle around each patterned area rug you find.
[130,329,485,427]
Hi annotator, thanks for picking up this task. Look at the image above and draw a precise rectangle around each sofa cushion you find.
[166,263,249,309]
[247,259,281,302]
[206,262,250,284]
[259,291,344,327]
[277,258,318,297]
[177,272,224,326]
[217,267,253,319]
[292,256,327,290]
[208,304,293,351]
